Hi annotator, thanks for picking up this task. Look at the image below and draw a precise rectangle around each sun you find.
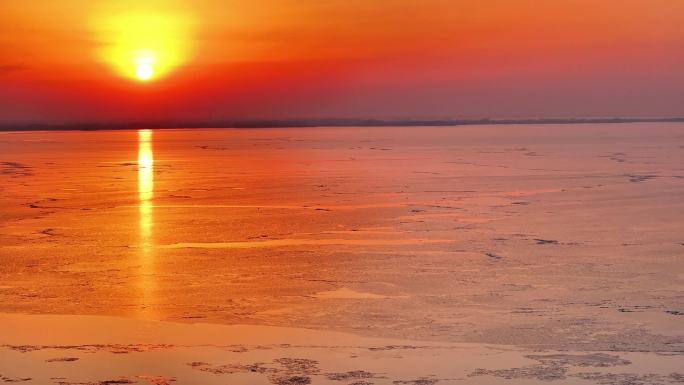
[134,51,156,81]
[94,10,193,82]
[136,63,154,81]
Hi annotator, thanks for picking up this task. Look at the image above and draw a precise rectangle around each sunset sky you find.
[0,0,682,123]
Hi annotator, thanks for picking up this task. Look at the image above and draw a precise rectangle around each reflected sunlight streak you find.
[137,129,155,317]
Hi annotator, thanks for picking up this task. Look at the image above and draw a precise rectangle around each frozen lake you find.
[1,124,683,383]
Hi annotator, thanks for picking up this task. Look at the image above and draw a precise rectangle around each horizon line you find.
[1,117,683,131]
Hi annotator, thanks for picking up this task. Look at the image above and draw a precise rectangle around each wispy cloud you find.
[0,64,28,76]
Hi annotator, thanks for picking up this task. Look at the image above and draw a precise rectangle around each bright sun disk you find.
[136,63,154,80]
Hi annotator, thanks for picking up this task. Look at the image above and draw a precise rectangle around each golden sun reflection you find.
[137,129,155,317]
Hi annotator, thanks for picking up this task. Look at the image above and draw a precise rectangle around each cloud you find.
[0,64,28,76]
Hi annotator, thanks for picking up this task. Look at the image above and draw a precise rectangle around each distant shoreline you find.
[1,117,683,131]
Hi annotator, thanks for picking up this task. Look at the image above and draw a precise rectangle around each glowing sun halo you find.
[94,10,193,83]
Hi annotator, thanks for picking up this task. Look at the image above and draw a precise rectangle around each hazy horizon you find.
[2,116,684,130]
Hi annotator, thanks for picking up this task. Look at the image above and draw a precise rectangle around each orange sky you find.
[0,0,682,123]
